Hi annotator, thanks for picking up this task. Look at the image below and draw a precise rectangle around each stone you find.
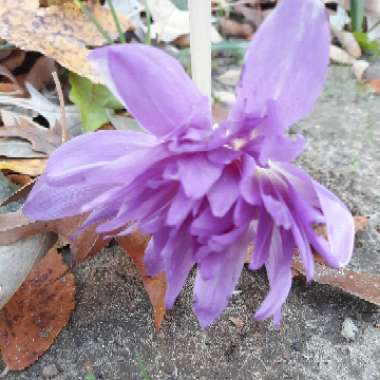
[42,364,59,378]
[341,318,359,341]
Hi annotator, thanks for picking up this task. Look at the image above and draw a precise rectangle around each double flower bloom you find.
[23,0,355,327]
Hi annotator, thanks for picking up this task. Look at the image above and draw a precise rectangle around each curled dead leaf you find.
[0,116,63,155]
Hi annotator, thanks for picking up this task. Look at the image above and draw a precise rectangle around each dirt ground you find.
[3,65,380,380]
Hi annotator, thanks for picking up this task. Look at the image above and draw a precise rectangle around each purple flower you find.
[23,0,354,327]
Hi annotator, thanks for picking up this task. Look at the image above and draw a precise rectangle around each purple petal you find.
[178,154,223,199]
[249,208,273,270]
[163,226,195,308]
[291,216,314,282]
[234,0,330,127]
[233,198,257,226]
[208,165,240,217]
[166,187,196,226]
[259,134,305,164]
[89,44,211,137]
[239,155,261,205]
[23,173,110,220]
[312,181,355,266]
[254,228,293,323]
[208,227,246,252]
[277,163,354,268]
[144,228,170,276]
[191,208,234,237]
[193,232,249,328]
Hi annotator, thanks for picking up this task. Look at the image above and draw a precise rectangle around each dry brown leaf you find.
[0,249,75,371]
[0,210,109,264]
[0,158,47,175]
[5,174,32,187]
[0,179,35,206]
[0,64,24,95]
[219,18,253,39]
[292,259,380,306]
[366,79,380,94]
[24,56,56,90]
[117,233,166,331]
[0,0,130,82]
[292,216,379,306]
[47,214,110,265]
[0,50,26,72]
[353,215,369,232]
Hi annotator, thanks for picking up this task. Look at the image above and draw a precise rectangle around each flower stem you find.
[189,0,212,103]
[73,0,113,44]
[145,1,152,46]
[350,0,364,33]
[106,0,126,43]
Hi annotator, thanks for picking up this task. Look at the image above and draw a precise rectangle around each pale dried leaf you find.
[0,233,56,309]
[330,45,356,65]
[0,158,46,175]
[0,84,81,136]
[0,117,62,155]
[352,60,370,81]
[332,27,361,58]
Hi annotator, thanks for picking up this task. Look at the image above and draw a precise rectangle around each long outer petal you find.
[89,44,211,137]
[254,228,293,323]
[234,0,330,127]
[312,181,355,266]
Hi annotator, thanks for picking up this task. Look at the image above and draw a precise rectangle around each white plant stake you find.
[189,0,212,103]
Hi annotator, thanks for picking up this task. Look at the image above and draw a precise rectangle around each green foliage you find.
[170,0,188,11]
[84,373,96,380]
[69,73,122,132]
[136,354,151,380]
[353,32,380,56]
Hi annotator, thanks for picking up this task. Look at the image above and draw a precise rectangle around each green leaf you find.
[353,32,380,57]
[69,72,122,132]
[170,0,188,11]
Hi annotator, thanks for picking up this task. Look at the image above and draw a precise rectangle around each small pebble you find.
[42,364,59,378]
[341,318,359,341]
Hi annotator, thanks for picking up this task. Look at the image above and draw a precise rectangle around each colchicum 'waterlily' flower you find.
[23,0,354,327]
